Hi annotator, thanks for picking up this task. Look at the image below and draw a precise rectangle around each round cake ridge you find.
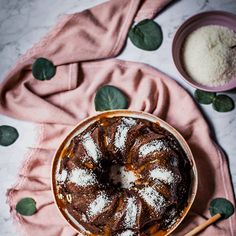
[54,116,192,235]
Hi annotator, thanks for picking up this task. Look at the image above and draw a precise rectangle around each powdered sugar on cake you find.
[139,140,169,156]
[82,133,101,163]
[56,169,68,183]
[69,168,97,186]
[162,208,178,228]
[124,197,139,228]
[114,118,136,151]
[87,192,110,217]
[150,168,174,184]
[110,165,137,189]
[81,213,87,222]
[139,187,166,212]
[118,230,135,236]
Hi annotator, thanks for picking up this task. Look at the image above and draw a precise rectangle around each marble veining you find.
[0,0,236,235]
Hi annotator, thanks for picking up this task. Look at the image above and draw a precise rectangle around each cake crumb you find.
[66,194,72,203]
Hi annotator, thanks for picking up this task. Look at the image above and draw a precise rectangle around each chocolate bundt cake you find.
[54,116,191,235]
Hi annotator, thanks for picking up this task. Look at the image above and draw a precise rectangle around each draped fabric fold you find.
[0,0,235,235]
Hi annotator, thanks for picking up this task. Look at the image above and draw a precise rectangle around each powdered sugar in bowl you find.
[172,11,236,92]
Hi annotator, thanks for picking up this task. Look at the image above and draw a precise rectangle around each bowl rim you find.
[51,110,198,235]
[172,10,236,92]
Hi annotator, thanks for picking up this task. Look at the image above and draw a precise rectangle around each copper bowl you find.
[51,110,198,235]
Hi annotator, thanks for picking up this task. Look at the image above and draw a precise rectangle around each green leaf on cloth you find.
[194,89,216,105]
[16,198,37,216]
[0,125,19,146]
[128,19,163,51]
[32,58,56,81]
[212,95,234,112]
[94,85,128,111]
[209,198,234,219]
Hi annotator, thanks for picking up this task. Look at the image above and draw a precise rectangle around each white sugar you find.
[118,230,134,236]
[139,187,166,212]
[114,118,136,151]
[114,125,129,151]
[124,197,139,228]
[114,211,122,219]
[163,208,178,228]
[57,169,68,183]
[183,25,236,87]
[82,133,101,163]
[87,192,110,217]
[81,213,87,222]
[110,166,137,189]
[69,168,97,186]
[139,140,169,156]
[122,117,136,126]
[150,168,174,184]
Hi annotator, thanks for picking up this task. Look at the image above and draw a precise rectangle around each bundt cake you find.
[54,116,191,235]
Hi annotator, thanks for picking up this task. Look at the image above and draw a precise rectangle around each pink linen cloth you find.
[0,0,235,235]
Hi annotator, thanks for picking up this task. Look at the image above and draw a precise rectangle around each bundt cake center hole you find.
[98,159,137,189]
[109,164,137,189]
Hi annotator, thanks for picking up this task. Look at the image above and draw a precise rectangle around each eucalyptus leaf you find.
[194,89,216,105]
[16,198,37,216]
[94,85,128,111]
[32,57,56,81]
[0,125,19,146]
[128,19,163,51]
[209,198,234,219]
[212,95,234,112]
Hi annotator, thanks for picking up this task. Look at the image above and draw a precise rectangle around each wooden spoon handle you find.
[184,213,221,236]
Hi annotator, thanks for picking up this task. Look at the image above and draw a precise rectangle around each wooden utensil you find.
[184,213,221,236]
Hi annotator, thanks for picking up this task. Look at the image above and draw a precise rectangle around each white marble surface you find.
[0,0,235,235]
